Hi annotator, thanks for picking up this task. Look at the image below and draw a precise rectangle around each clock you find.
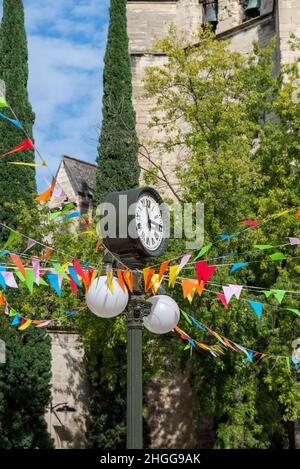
[98,187,169,268]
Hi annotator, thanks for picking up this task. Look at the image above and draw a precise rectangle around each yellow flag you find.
[18,320,32,331]
[169,265,180,288]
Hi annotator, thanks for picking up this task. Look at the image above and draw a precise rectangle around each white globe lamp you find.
[86,276,129,318]
[144,295,180,334]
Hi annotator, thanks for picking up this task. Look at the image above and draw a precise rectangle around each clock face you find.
[135,193,164,252]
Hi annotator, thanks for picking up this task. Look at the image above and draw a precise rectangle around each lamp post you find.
[88,187,179,449]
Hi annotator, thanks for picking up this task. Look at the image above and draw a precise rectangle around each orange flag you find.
[123,270,134,293]
[44,247,53,262]
[182,279,198,299]
[296,208,300,219]
[195,280,205,296]
[10,253,26,279]
[36,178,56,202]
[159,260,170,281]
[0,293,6,305]
[1,138,34,158]
[117,270,126,292]
[144,268,155,292]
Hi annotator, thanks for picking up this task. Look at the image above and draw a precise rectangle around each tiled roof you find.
[61,155,96,197]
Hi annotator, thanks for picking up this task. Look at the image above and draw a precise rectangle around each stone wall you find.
[45,332,89,449]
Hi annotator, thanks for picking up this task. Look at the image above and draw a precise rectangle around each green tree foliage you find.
[143,26,300,448]
[94,0,140,205]
[0,323,53,449]
[0,0,36,241]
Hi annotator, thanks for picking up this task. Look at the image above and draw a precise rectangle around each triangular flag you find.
[10,253,26,279]
[68,266,82,287]
[248,300,263,319]
[0,96,8,107]
[44,247,53,262]
[0,292,6,305]
[47,274,62,297]
[117,270,126,292]
[217,233,239,239]
[144,267,155,292]
[169,265,180,288]
[180,309,193,325]
[158,260,170,281]
[106,269,114,294]
[263,290,273,298]
[195,280,205,296]
[32,258,40,285]
[178,253,192,271]
[68,274,78,297]
[2,272,18,288]
[254,244,274,250]
[195,243,212,260]
[24,269,34,294]
[4,230,20,249]
[62,212,81,221]
[26,238,37,251]
[182,279,198,300]
[285,308,300,317]
[196,261,216,285]
[35,321,51,328]
[18,319,32,331]
[123,270,134,293]
[229,284,243,299]
[1,138,34,157]
[288,237,300,245]
[73,258,88,289]
[230,262,249,273]
[0,272,7,290]
[0,112,23,129]
[36,178,56,202]
[246,350,254,363]
[9,308,18,317]
[150,274,161,295]
[11,314,20,326]
[271,290,286,304]
[240,220,261,227]
[52,263,69,281]
[216,293,229,310]
[270,252,286,261]
[295,208,300,219]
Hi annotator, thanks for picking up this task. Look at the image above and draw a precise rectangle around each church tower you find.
[126,1,300,198]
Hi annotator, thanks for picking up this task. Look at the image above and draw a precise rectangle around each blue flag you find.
[47,274,61,297]
[230,262,249,273]
[248,300,263,319]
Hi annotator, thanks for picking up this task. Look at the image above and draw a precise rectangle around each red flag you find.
[216,293,229,310]
[1,138,34,157]
[68,274,78,297]
[240,220,261,228]
[73,258,88,289]
[196,261,216,285]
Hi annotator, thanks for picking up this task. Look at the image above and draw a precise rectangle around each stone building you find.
[127,0,300,198]
[49,155,96,221]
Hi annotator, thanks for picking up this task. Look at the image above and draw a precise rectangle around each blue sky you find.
[1,0,110,184]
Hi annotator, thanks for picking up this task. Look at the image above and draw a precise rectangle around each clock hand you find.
[149,219,162,229]
[145,207,151,230]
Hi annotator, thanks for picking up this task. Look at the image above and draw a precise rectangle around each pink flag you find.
[179,253,192,271]
[26,238,37,251]
[32,258,40,285]
[223,284,243,304]
[2,272,18,288]
[288,237,300,245]
[4,304,9,315]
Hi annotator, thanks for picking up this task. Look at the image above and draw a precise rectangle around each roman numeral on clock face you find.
[135,193,164,252]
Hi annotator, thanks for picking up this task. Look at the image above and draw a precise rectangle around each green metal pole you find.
[126,301,143,449]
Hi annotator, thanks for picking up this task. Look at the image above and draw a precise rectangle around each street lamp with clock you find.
[89,187,179,450]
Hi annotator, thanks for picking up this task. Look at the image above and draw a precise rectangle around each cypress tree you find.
[0,0,36,241]
[94,0,140,205]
